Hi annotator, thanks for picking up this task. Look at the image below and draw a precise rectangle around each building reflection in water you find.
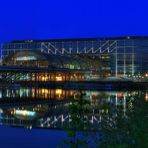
[0,88,147,130]
[0,88,82,100]
[145,91,148,101]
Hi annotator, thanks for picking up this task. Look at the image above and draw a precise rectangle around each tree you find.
[101,94,148,148]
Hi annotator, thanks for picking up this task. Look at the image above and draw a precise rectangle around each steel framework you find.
[1,40,117,56]
[2,37,147,77]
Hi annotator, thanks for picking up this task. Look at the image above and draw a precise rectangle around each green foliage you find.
[59,92,92,147]
[68,95,91,130]
[101,94,148,147]
[59,92,148,148]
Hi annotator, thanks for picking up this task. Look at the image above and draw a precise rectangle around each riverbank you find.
[0,81,148,90]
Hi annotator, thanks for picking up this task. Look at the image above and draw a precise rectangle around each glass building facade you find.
[1,36,148,79]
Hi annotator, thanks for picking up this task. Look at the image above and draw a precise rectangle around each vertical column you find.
[36,73,39,82]
[62,42,64,54]
[123,94,126,116]
[77,41,79,54]
[33,72,36,82]
[115,43,118,77]
[0,44,2,65]
[115,93,118,106]
[132,41,135,76]
[84,41,87,54]
[92,41,94,54]
[124,45,126,76]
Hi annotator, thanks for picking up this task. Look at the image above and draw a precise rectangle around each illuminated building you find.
[1,36,148,80]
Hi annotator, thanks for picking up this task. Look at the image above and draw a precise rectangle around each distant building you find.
[1,36,148,80]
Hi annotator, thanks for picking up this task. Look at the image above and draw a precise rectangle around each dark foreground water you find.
[0,126,66,148]
[0,86,147,147]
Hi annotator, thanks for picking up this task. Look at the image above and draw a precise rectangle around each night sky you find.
[0,0,148,43]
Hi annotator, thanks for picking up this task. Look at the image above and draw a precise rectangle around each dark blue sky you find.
[0,0,148,42]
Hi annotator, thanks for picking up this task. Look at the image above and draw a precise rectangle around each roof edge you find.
[11,36,148,43]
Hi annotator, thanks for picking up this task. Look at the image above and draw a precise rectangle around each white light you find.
[16,56,36,61]
[15,110,36,116]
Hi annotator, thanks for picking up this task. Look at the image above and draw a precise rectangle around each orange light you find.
[44,89,49,94]
[41,76,49,81]
[56,89,62,95]
[41,77,45,81]
[56,76,62,81]
[146,93,148,101]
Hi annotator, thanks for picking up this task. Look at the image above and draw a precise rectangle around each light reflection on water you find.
[0,88,82,100]
[0,87,147,130]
